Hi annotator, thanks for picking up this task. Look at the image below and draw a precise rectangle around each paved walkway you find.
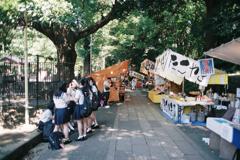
[23,89,220,160]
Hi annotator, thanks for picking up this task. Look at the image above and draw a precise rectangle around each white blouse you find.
[75,89,84,105]
[92,85,98,96]
[53,93,69,109]
[40,109,52,122]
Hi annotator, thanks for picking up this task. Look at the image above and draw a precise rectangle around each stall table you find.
[161,95,214,123]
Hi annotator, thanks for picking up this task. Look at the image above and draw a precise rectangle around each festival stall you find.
[87,60,130,102]
[204,38,240,158]
[154,49,220,124]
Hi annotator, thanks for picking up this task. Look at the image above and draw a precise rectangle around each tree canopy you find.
[1,0,240,76]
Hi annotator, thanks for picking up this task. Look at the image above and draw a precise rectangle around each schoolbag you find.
[79,88,92,117]
[89,86,101,111]
[42,123,55,142]
[91,92,100,111]
[48,131,65,150]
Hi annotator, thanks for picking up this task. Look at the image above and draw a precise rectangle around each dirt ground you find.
[0,98,48,147]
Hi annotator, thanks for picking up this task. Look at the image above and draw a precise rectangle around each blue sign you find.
[199,59,215,75]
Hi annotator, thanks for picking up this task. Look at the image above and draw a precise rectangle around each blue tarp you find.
[162,111,206,126]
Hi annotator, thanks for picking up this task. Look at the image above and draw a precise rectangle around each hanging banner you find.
[140,59,155,74]
[154,49,183,85]
[164,50,213,87]
[129,70,145,80]
[154,50,169,73]
[199,58,215,75]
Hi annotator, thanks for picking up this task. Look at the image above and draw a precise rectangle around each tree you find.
[105,1,207,72]
[0,0,137,79]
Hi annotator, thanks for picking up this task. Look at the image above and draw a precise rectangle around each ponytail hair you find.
[54,82,67,98]
[78,78,90,96]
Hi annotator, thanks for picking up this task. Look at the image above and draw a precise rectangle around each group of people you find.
[39,77,112,144]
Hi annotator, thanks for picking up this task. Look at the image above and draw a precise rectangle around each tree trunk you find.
[55,37,77,82]
[83,37,90,77]
[204,0,223,51]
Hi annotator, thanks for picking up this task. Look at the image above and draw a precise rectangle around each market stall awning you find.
[208,69,228,85]
[204,37,240,65]
[87,60,130,93]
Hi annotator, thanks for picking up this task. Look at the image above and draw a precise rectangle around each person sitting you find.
[38,101,55,131]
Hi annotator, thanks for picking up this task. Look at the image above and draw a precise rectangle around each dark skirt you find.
[73,104,83,120]
[38,120,52,131]
[68,100,76,115]
[55,108,70,125]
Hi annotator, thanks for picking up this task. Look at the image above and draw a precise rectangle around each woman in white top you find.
[53,82,71,143]
[87,77,99,132]
[71,79,88,141]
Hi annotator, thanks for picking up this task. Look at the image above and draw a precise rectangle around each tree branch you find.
[74,1,120,42]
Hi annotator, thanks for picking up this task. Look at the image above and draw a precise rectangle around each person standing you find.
[67,81,77,131]
[53,82,72,144]
[71,79,88,141]
[103,77,111,108]
[88,77,99,130]
[77,70,81,80]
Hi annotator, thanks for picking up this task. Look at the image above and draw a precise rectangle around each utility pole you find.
[24,9,29,125]
[90,34,92,74]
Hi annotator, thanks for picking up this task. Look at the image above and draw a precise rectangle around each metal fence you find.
[0,58,74,108]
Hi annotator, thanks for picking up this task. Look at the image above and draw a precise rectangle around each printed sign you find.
[237,88,240,98]
[129,70,145,80]
[164,51,212,87]
[161,95,179,121]
[199,59,215,75]
[154,50,169,73]
[221,123,233,143]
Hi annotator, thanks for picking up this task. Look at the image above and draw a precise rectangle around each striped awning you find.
[208,69,228,85]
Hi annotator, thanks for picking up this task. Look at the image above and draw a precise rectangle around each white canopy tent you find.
[204,37,240,65]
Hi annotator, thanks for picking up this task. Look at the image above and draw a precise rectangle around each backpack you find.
[91,92,100,111]
[79,88,92,118]
[42,123,55,142]
[89,86,101,111]
[48,131,65,150]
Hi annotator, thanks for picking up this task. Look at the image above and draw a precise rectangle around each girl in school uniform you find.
[38,101,55,131]
[67,81,77,132]
[53,82,72,143]
[88,77,99,130]
[71,79,89,141]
